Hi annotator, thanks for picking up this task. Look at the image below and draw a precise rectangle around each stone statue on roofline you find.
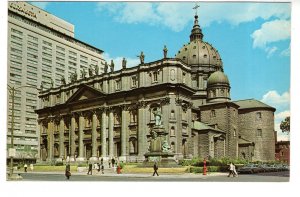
[94,64,99,75]
[61,76,66,85]
[137,51,145,64]
[88,65,94,77]
[110,60,115,72]
[122,57,127,69]
[163,45,168,59]
[81,68,87,79]
[104,62,108,73]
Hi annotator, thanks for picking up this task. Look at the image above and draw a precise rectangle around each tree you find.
[280,116,290,133]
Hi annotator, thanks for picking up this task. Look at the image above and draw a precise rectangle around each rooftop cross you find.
[193,3,200,15]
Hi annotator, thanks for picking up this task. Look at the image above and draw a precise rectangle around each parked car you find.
[237,164,261,174]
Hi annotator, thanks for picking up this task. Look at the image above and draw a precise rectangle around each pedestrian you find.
[101,164,104,174]
[24,163,28,172]
[108,159,111,168]
[228,162,234,177]
[29,163,34,171]
[100,157,103,165]
[153,162,159,176]
[112,157,115,168]
[65,163,71,180]
[97,163,100,173]
[87,162,93,175]
[233,163,238,177]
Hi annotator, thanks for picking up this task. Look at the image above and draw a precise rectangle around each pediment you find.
[66,84,106,104]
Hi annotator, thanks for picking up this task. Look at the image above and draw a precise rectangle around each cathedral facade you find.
[36,14,275,163]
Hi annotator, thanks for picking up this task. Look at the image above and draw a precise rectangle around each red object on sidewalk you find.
[117,165,121,174]
[203,159,207,175]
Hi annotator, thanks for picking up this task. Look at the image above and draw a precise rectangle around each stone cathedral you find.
[36,13,276,164]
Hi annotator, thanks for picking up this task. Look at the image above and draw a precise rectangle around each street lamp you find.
[7,85,37,179]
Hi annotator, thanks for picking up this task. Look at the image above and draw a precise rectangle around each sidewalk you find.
[14,169,227,179]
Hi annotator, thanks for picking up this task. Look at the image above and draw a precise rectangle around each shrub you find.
[55,162,64,166]
[190,166,203,173]
[119,162,125,169]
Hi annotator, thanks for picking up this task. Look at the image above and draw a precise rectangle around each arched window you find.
[170,110,175,119]
[170,126,175,136]
[171,142,175,153]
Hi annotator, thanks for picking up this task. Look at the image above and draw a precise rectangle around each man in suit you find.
[153,162,159,176]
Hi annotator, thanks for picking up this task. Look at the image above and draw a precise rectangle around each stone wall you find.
[237,109,275,161]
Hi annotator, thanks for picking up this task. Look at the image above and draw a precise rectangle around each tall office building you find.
[7,2,105,162]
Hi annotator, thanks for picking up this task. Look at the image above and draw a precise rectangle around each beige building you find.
[36,13,276,163]
[7,2,105,162]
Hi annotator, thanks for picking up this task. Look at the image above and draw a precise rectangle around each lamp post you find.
[7,85,37,179]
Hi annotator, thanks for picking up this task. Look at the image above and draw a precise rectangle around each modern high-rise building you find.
[7,1,105,162]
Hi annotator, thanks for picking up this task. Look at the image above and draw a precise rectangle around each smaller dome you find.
[207,71,229,86]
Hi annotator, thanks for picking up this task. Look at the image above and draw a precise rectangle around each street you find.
[16,171,289,182]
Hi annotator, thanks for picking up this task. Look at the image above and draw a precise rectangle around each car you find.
[237,164,261,174]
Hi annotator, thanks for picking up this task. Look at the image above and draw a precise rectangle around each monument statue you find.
[163,45,168,59]
[153,108,162,126]
[110,60,114,72]
[104,62,108,73]
[88,65,94,77]
[94,64,99,75]
[137,51,145,64]
[122,57,127,69]
[162,139,171,152]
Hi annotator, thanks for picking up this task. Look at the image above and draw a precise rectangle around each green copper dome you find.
[207,71,229,86]
[175,15,223,67]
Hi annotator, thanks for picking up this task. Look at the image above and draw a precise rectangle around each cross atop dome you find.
[193,3,200,16]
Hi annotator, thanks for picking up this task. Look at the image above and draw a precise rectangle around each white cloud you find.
[280,45,291,56]
[95,2,290,32]
[266,46,278,58]
[103,53,140,71]
[30,2,50,10]
[251,19,291,49]
[261,90,290,107]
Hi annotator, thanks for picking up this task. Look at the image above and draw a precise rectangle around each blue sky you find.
[29,1,290,140]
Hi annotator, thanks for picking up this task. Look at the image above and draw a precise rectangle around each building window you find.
[170,126,175,136]
[256,112,262,120]
[182,72,186,84]
[211,110,216,117]
[170,110,175,119]
[131,76,137,88]
[115,79,121,91]
[153,72,158,82]
[256,129,262,137]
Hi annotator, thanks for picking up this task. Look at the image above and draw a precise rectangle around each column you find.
[70,115,76,161]
[108,108,114,157]
[77,114,85,161]
[176,104,183,160]
[90,112,98,161]
[120,107,128,161]
[101,109,107,158]
[58,118,65,161]
[137,102,146,161]
[47,120,54,162]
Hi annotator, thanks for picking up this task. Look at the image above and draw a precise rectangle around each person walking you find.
[112,157,115,168]
[101,164,104,174]
[108,159,111,168]
[29,163,34,171]
[97,163,101,173]
[228,162,234,177]
[233,163,238,177]
[153,162,159,176]
[65,163,71,180]
[87,162,93,175]
[24,163,28,172]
